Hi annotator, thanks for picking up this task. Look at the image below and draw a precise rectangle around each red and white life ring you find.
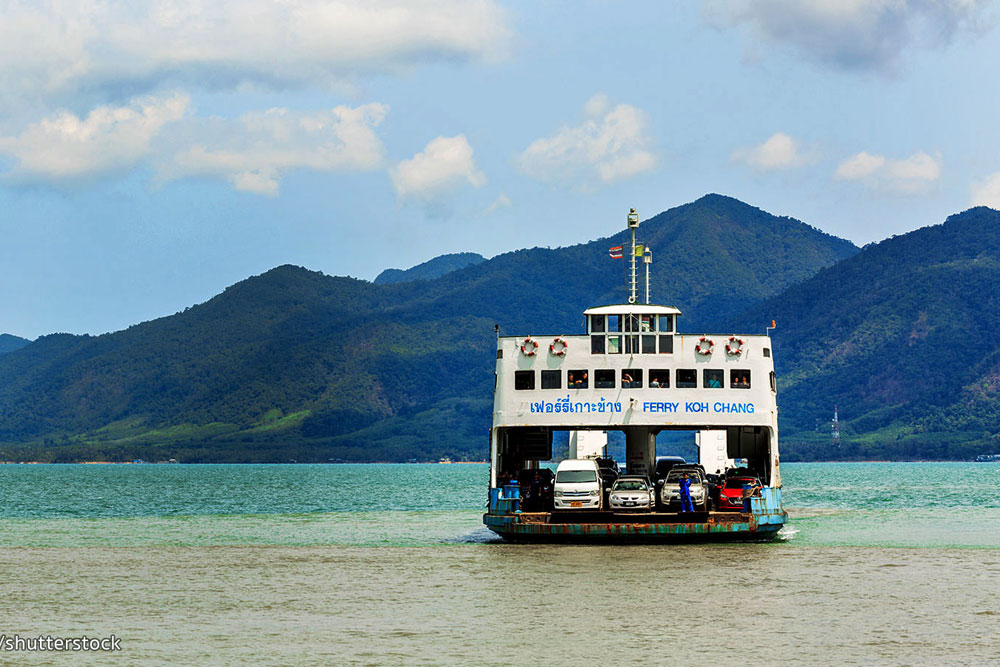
[695,336,714,356]
[550,337,568,356]
[520,337,539,356]
[726,336,745,356]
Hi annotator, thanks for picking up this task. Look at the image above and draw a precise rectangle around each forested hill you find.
[737,206,1000,461]
[0,334,30,356]
[374,252,486,284]
[0,194,857,462]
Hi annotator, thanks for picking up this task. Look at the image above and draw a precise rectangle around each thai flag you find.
[608,245,624,259]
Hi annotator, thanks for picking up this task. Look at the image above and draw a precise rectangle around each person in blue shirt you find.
[679,473,694,512]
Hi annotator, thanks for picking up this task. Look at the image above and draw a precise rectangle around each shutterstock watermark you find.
[1,634,121,652]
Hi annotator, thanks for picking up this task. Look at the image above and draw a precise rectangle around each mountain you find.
[0,334,30,357]
[0,194,857,462]
[374,252,487,284]
[737,206,1000,461]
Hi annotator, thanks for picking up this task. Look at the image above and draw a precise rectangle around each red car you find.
[718,477,760,511]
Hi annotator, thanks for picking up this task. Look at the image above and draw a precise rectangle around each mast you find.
[627,208,639,304]
[643,247,652,304]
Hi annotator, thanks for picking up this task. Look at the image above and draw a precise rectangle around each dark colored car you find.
[719,476,760,511]
[595,456,621,487]
[653,456,687,497]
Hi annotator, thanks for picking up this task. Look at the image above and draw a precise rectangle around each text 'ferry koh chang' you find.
[483,208,788,542]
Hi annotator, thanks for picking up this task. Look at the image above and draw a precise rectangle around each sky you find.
[2,0,999,340]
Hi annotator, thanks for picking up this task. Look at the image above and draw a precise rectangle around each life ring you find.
[520,337,539,356]
[550,337,568,356]
[725,336,745,356]
[695,336,714,356]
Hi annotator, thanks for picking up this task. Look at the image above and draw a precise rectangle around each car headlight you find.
[554,490,563,497]
[589,490,599,497]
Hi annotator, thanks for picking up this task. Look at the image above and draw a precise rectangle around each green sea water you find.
[2,462,999,665]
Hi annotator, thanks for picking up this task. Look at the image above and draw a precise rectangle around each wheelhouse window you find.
[568,370,589,389]
[704,369,724,388]
[658,335,673,354]
[763,347,771,358]
[731,370,751,389]
[541,370,561,389]
[623,334,639,354]
[514,371,535,390]
[640,315,655,332]
[649,370,670,388]
[591,335,605,354]
[625,314,640,332]
[590,315,606,333]
[595,369,616,389]
[676,369,697,388]
[621,369,643,388]
[607,315,621,332]
[641,335,656,354]
[657,315,673,332]
[607,335,622,354]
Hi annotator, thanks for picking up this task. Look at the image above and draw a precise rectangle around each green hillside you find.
[0,334,30,356]
[739,206,1000,461]
[0,195,857,462]
[374,252,486,284]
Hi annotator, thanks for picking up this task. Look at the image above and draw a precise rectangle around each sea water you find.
[1,462,998,665]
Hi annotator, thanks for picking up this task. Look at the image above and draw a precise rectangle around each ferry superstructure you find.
[483,209,787,541]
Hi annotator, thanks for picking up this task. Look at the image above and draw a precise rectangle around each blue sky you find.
[2,0,999,339]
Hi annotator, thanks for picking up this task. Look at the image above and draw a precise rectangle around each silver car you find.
[609,476,655,511]
[660,468,708,510]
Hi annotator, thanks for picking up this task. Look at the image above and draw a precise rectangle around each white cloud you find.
[0,94,188,181]
[970,172,1000,209]
[834,150,941,194]
[834,151,886,180]
[484,192,511,215]
[163,103,389,195]
[0,98,390,194]
[0,0,510,108]
[390,135,486,201]
[708,0,991,72]
[517,94,656,188]
[732,132,807,170]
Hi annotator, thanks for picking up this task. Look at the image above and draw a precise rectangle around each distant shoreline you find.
[0,459,992,465]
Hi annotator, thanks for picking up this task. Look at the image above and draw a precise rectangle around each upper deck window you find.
[607,335,622,354]
[658,315,674,332]
[704,369,724,388]
[621,369,643,388]
[541,370,561,389]
[676,369,697,388]
[568,370,589,389]
[649,370,670,388]
[608,315,621,332]
[515,371,535,390]
[731,370,751,389]
[641,334,656,354]
[659,335,673,354]
[595,369,615,388]
[625,315,640,332]
[591,335,605,354]
[590,315,605,333]
[640,315,655,332]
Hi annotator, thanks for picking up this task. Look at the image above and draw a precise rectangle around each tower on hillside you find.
[832,405,840,447]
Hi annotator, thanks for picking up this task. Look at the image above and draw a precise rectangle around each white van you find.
[553,459,602,510]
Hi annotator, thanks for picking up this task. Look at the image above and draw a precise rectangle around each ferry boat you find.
[483,208,788,542]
